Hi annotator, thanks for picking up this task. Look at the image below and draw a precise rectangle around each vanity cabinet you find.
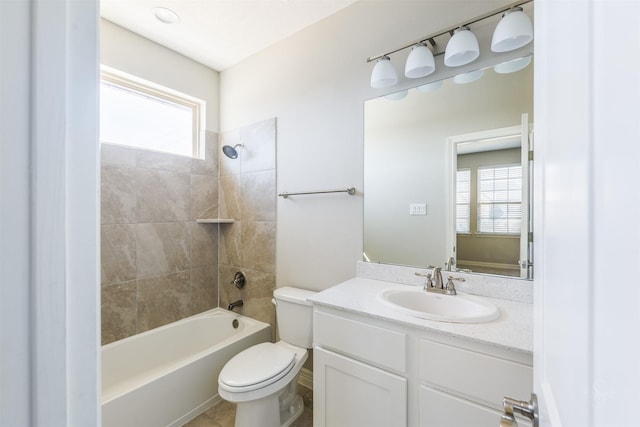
[312,306,532,427]
[313,310,408,427]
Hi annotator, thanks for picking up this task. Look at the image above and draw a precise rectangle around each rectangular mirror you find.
[364,57,533,280]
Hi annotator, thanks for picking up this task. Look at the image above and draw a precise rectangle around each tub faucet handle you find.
[232,271,246,289]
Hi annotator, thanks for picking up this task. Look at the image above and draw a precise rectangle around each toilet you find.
[218,287,316,427]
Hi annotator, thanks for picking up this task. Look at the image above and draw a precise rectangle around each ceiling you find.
[100,0,358,71]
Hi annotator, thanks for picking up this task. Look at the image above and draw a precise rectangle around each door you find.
[528,1,640,426]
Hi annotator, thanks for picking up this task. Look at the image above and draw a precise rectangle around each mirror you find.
[364,57,533,279]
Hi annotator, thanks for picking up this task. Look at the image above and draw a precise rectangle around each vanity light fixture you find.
[153,7,180,24]
[417,80,443,93]
[366,0,532,89]
[370,56,398,88]
[444,27,480,67]
[405,42,435,78]
[453,69,484,84]
[491,7,533,52]
[494,55,532,73]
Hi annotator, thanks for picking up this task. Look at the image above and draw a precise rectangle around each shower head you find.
[222,143,243,159]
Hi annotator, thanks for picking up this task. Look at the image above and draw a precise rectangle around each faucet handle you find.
[415,272,434,289]
[444,276,465,295]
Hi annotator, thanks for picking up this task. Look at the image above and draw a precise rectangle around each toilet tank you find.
[273,287,316,349]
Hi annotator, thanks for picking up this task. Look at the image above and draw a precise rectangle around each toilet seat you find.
[219,342,295,393]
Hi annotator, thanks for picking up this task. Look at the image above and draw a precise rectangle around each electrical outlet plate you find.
[409,203,427,215]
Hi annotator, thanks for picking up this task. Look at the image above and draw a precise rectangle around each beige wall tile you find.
[101,143,138,167]
[136,149,192,173]
[137,271,191,333]
[136,222,190,278]
[219,221,241,267]
[101,224,137,285]
[136,168,190,222]
[190,265,218,315]
[101,281,137,345]
[241,221,276,274]
[219,174,242,219]
[240,269,275,300]
[241,170,276,222]
[190,222,218,268]
[101,165,137,224]
[191,174,218,220]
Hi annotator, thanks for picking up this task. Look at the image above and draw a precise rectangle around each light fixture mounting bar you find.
[365,0,532,63]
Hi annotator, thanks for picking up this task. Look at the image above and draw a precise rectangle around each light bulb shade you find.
[405,43,435,78]
[370,56,398,88]
[417,80,443,93]
[453,69,484,84]
[444,27,479,67]
[494,55,532,74]
[384,89,408,101]
[491,9,533,52]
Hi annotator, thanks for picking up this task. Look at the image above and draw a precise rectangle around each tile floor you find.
[183,385,313,427]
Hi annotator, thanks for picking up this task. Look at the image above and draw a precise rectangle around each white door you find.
[529,1,640,426]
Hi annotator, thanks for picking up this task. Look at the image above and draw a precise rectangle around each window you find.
[100,68,205,158]
[456,169,471,233]
[477,165,522,234]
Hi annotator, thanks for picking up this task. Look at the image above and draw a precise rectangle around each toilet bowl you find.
[218,287,316,427]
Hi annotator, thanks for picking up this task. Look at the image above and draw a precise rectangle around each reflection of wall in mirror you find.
[364,63,533,269]
[456,148,521,277]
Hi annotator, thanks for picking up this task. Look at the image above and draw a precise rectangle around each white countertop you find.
[309,277,533,354]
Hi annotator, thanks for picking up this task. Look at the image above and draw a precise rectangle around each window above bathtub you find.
[99,66,206,159]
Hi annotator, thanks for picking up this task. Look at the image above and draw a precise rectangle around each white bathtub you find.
[102,308,272,427]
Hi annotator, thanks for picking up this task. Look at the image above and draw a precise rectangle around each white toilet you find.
[218,287,316,427]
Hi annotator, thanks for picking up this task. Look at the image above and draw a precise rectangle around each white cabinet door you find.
[314,347,407,427]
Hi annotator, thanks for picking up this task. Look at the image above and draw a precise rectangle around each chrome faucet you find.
[445,256,456,271]
[432,266,444,290]
[415,267,462,296]
[227,299,244,311]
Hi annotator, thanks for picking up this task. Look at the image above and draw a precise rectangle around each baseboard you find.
[168,394,222,427]
[298,367,313,390]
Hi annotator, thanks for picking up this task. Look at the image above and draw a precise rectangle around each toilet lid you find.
[219,343,296,392]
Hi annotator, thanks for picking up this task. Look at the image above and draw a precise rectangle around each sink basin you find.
[378,287,500,323]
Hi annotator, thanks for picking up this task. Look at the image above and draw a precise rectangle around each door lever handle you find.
[500,393,538,427]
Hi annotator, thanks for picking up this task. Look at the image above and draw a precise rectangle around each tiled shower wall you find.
[101,131,220,345]
[218,118,277,331]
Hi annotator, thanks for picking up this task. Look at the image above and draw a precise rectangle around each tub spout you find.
[227,300,243,311]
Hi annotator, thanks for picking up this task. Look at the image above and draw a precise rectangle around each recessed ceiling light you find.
[152,7,180,24]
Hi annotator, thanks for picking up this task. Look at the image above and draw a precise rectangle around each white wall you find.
[101,19,220,132]
[220,0,528,291]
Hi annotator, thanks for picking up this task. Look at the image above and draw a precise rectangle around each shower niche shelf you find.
[195,218,235,224]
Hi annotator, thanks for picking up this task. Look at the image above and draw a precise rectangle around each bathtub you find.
[102,308,272,427]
